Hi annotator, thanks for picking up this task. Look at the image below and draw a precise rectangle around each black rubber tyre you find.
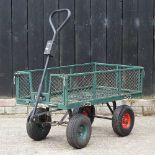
[26,108,51,141]
[66,114,92,149]
[72,105,95,124]
[112,105,134,137]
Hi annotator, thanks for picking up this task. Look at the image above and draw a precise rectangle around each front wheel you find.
[26,108,51,141]
[112,105,134,137]
[66,114,92,149]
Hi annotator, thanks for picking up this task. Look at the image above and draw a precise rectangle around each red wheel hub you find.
[121,113,131,129]
[81,107,91,116]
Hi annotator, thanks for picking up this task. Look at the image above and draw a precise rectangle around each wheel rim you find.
[121,113,131,129]
[81,107,91,117]
[78,125,88,140]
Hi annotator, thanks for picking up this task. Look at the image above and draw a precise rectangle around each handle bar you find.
[32,9,71,117]
[49,9,71,38]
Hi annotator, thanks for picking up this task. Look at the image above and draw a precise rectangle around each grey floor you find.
[0,114,155,155]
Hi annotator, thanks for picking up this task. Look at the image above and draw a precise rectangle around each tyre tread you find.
[66,114,91,149]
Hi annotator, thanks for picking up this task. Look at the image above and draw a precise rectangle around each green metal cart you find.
[14,9,144,149]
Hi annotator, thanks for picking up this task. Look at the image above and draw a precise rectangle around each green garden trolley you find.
[14,9,144,149]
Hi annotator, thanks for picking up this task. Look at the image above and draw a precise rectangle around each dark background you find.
[0,0,154,98]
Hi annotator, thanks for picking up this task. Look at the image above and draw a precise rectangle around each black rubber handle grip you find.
[49,9,71,34]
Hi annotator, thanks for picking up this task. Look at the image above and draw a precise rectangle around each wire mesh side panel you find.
[68,74,93,103]
[96,71,118,98]
[50,76,64,104]
[31,69,66,93]
[18,74,30,99]
[121,69,141,94]
[31,71,45,92]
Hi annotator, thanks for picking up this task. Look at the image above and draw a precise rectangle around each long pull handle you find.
[31,9,71,119]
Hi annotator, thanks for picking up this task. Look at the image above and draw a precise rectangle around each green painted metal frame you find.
[15,62,144,109]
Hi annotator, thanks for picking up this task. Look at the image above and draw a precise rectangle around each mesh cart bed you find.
[15,62,144,109]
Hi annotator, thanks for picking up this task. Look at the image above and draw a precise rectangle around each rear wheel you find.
[66,114,92,149]
[26,108,51,141]
[112,105,134,137]
[73,105,95,124]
